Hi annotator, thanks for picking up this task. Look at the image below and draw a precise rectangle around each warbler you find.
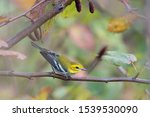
[31,42,86,78]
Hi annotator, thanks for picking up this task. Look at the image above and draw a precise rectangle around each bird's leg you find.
[60,72,70,79]
[65,72,71,79]
[51,66,56,79]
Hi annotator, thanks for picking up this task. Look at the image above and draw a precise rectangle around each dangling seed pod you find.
[75,0,82,12]
[88,0,94,13]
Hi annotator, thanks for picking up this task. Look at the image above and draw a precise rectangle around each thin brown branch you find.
[0,0,74,49]
[119,0,133,12]
[0,71,150,84]
[87,46,107,73]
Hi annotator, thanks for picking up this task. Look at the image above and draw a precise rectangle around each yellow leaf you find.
[107,18,129,33]
[42,19,54,36]
[32,87,52,100]
[61,1,78,18]
[107,12,139,33]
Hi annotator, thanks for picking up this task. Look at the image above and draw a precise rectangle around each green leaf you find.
[103,51,137,66]
[60,2,78,18]
[42,19,54,35]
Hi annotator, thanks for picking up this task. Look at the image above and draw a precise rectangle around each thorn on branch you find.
[132,72,140,79]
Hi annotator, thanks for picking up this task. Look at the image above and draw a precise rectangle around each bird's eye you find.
[75,66,79,69]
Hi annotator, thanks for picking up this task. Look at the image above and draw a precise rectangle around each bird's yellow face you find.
[68,63,86,74]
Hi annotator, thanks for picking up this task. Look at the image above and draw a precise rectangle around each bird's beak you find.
[80,68,87,71]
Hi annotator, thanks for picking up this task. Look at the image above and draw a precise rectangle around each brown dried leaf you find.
[68,24,95,51]
[0,40,8,48]
[0,50,26,60]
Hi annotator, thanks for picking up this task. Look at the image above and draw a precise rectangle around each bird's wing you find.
[40,51,67,73]
[31,42,67,73]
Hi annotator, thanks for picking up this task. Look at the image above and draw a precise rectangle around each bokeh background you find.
[0,0,150,99]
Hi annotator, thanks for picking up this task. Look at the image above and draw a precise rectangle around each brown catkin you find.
[89,1,94,13]
[75,0,82,12]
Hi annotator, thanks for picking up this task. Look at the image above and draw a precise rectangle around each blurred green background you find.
[0,0,150,99]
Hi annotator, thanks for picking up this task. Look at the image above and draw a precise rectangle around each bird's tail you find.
[31,42,47,52]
